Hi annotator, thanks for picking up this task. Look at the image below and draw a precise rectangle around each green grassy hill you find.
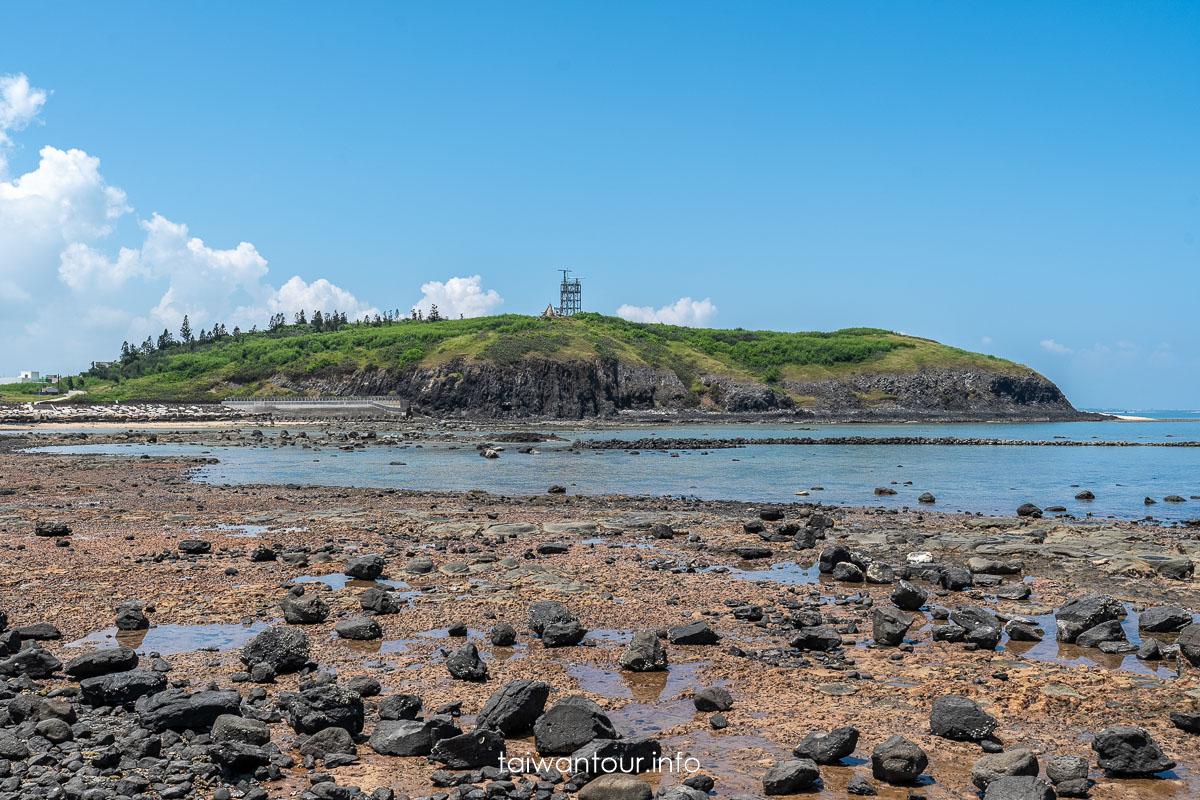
[37,313,1039,405]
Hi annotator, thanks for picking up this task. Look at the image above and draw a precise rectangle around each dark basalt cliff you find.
[277,357,1085,421]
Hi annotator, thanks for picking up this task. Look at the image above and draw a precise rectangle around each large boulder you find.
[873,606,914,646]
[212,714,271,746]
[891,580,928,611]
[950,606,1001,633]
[370,717,458,756]
[115,605,150,631]
[971,749,1039,790]
[693,686,733,712]
[1138,606,1191,634]
[34,521,71,537]
[528,601,577,635]
[285,684,365,735]
[334,616,383,641]
[1075,620,1126,649]
[79,670,166,707]
[432,729,506,768]
[793,726,859,765]
[136,689,241,732]
[791,625,842,652]
[446,643,489,681]
[345,554,384,581]
[534,696,618,754]
[299,726,357,759]
[489,623,518,646]
[570,737,663,774]
[1045,755,1088,785]
[937,567,974,591]
[0,645,62,678]
[982,776,1056,800]
[871,736,928,784]
[280,589,330,625]
[361,586,402,615]
[475,679,550,735]
[66,648,138,679]
[542,620,587,647]
[1091,726,1175,776]
[619,630,668,672]
[1180,624,1200,666]
[579,774,653,800]
[818,545,852,573]
[762,759,820,795]
[1056,594,1123,643]
[240,626,310,674]
[378,693,423,721]
[668,621,720,646]
[210,742,272,772]
[930,694,997,742]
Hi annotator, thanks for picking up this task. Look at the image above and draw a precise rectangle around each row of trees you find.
[112,304,458,367]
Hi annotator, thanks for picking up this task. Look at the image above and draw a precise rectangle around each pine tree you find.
[179,315,193,344]
[157,328,175,350]
[428,304,441,322]
[294,310,307,325]
[311,310,324,331]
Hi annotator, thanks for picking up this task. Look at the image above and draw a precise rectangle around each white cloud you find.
[616,296,718,327]
[1039,338,1072,355]
[58,242,143,291]
[411,275,503,319]
[981,335,993,346]
[0,146,131,302]
[0,73,48,166]
[231,275,378,330]
[0,73,375,374]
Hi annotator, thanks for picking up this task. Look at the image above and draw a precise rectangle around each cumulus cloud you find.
[411,275,503,319]
[0,146,131,303]
[231,275,378,331]
[616,296,718,327]
[0,73,374,373]
[0,73,48,165]
[1039,339,1072,355]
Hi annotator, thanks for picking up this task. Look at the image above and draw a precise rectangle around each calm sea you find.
[18,412,1200,523]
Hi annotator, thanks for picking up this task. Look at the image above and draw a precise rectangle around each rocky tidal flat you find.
[0,440,1196,800]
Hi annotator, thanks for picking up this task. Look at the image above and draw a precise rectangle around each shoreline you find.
[0,402,1116,428]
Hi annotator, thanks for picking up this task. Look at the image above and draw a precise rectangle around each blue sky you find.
[1,1,1196,407]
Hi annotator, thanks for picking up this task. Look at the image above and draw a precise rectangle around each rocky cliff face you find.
[276,358,1080,420]
[780,368,1075,417]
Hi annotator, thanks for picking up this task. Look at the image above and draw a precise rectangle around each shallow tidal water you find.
[28,415,1200,522]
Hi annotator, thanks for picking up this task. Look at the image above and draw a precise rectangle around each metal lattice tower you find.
[558,269,582,316]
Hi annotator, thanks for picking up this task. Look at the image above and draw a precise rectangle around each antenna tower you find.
[558,269,583,316]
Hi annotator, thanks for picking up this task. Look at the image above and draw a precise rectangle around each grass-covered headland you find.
[23,313,1033,404]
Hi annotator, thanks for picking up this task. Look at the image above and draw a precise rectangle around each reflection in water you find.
[1003,606,1190,679]
[294,574,409,592]
[569,662,710,736]
[705,561,820,585]
[68,623,268,655]
[340,625,491,657]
